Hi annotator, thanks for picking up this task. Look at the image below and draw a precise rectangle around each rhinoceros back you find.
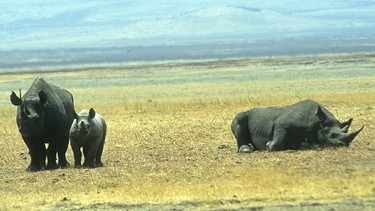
[19,77,75,140]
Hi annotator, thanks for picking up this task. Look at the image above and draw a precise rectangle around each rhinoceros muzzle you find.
[77,121,89,136]
[78,130,88,136]
[19,115,43,137]
[19,125,41,137]
[320,124,364,147]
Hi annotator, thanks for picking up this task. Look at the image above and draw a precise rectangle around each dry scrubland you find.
[1,54,375,210]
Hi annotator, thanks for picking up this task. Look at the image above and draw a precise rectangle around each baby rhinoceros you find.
[69,108,107,168]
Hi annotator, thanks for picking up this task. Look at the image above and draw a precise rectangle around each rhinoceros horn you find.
[343,126,364,146]
[341,125,349,133]
[340,118,353,132]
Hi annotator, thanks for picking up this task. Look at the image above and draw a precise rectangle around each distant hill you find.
[1,1,375,72]
[2,1,375,50]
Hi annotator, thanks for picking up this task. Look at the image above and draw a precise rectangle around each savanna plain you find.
[1,53,375,210]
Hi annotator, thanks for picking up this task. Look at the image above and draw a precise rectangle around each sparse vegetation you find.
[0,54,375,210]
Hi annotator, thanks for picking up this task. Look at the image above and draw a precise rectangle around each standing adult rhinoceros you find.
[10,77,75,171]
[231,99,364,153]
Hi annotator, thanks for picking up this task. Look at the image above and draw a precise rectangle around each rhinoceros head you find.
[74,108,96,136]
[10,90,47,137]
[315,106,363,147]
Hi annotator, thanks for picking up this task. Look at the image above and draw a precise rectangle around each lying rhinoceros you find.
[231,99,364,153]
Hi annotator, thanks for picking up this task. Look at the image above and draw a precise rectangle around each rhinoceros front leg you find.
[83,144,97,168]
[70,139,82,168]
[56,134,70,168]
[31,143,46,171]
[23,138,46,171]
[299,139,318,150]
[38,143,46,169]
[266,128,287,151]
[46,143,59,170]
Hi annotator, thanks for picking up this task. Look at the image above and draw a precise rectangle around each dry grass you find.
[0,54,375,210]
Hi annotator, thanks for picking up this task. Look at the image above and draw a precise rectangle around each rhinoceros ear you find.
[315,106,327,122]
[89,108,96,119]
[10,91,22,106]
[38,90,48,105]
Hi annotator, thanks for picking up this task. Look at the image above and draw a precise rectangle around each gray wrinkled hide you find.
[69,108,107,168]
[10,77,75,171]
[231,99,363,153]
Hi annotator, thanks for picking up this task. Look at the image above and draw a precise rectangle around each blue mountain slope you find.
[0,1,375,72]
[1,1,375,50]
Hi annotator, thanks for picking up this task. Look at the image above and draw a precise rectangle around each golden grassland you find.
[1,54,375,210]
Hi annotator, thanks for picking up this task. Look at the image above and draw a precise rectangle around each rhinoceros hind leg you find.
[95,161,104,167]
[239,144,254,153]
[46,163,59,170]
[231,112,252,152]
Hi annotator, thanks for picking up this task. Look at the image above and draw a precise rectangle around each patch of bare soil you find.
[1,54,375,210]
[54,198,375,210]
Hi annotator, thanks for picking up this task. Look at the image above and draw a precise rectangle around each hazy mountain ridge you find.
[1,35,375,74]
[1,1,375,73]
[1,1,375,50]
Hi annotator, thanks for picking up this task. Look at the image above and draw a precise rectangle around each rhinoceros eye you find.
[322,122,333,128]
[330,133,339,139]
[21,111,28,120]
[24,107,31,115]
